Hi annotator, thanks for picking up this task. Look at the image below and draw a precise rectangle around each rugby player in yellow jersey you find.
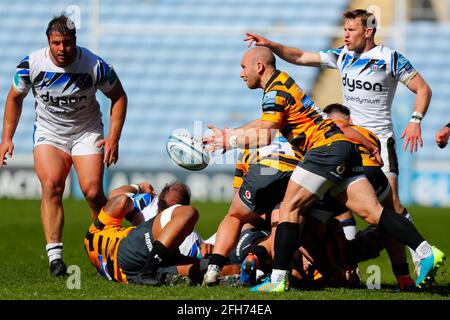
[323,103,416,291]
[202,133,300,285]
[85,182,239,285]
[203,47,445,291]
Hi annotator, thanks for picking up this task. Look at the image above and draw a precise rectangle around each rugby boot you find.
[132,272,162,286]
[50,259,68,277]
[250,274,288,293]
[396,275,416,292]
[202,264,221,286]
[416,246,446,288]
[239,253,259,286]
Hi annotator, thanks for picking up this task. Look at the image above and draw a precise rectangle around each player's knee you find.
[82,182,105,203]
[362,209,382,225]
[41,180,65,197]
[282,198,302,216]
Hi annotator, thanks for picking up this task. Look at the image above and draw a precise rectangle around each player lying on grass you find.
[84,181,239,285]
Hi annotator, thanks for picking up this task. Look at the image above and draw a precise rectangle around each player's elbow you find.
[418,81,432,100]
[424,84,432,100]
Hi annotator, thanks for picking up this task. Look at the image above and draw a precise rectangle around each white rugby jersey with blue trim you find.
[319,45,417,138]
[13,47,118,135]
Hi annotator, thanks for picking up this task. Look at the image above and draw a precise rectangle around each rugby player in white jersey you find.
[0,15,127,277]
[244,8,432,270]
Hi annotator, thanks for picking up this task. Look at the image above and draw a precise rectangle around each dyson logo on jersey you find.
[342,74,383,92]
[40,91,87,106]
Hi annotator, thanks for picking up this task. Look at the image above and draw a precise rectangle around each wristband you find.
[229,135,238,148]
[130,183,142,193]
[411,111,424,123]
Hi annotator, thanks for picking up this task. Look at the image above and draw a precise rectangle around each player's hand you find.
[244,32,271,48]
[203,125,226,152]
[370,148,384,167]
[96,136,119,167]
[200,243,214,258]
[435,126,450,149]
[137,182,157,195]
[401,122,423,154]
[0,140,14,168]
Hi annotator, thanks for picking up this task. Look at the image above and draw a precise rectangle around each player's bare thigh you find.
[34,144,72,189]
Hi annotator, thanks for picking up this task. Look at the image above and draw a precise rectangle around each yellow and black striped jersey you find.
[261,70,351,158]
[352,125,382,167]
[234,133,301,189]
[84,210,134,283]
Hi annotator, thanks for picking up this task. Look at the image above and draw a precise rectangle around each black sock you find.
[392,263,410,277]
[378,208,424,250]
[250,245,269,262]
[273,222,300,270]
[208,253,227,268]
[140,240,171,275]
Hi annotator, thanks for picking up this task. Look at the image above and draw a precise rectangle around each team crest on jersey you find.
[370,64,386,71]
[245,190,252,200]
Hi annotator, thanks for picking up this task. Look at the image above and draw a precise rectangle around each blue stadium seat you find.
[0,0,347,168]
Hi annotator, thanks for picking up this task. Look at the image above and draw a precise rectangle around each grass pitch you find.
[0,198,449,300]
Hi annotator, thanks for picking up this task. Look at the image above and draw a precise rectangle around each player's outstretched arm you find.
[436,123,450,149]
[400,73,432,154]
[109,182,156,199]
[244,32,321,67]
[0,86,26,168]
[205,121,278,151]
[96,80,128,167]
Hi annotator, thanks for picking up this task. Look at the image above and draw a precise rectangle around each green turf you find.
[0,198,449,300]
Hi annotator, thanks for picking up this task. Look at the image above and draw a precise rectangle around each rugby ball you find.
[166,130,209,171]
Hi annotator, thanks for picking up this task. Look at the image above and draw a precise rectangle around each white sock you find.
[339,218,357,240]
[415,241,432,259]
[46,243,63,264]
[271,269,288,283]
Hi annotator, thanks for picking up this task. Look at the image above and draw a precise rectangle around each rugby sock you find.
[339,217,357,240]
[392,263,410,277]
[271,269,289,284]
[208,253,227,269]
[378,208,425,251]
[46,243,63,264]
[140,240,171,275]
[401,209,421,267]
[273,222,300,271]
[249,245,269,262]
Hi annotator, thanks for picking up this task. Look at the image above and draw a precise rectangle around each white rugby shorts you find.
[33,123,104,156]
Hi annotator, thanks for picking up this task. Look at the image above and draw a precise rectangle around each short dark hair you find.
[323,103,351,117]
[157,182,191,211]
[343,9,377,35]
[46,15,76,39]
